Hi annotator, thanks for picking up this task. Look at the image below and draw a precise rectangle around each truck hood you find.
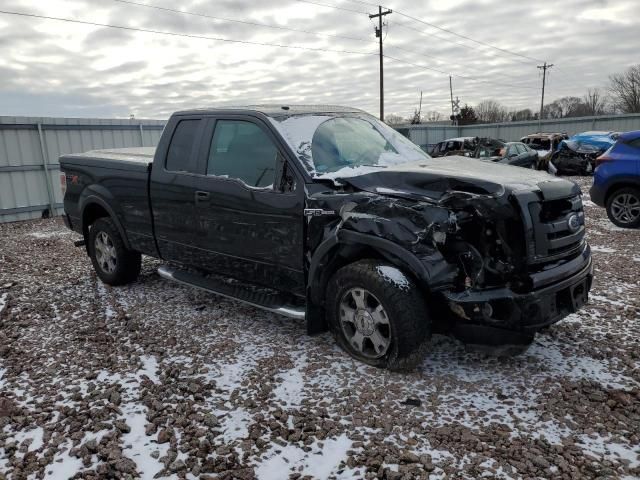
[333,156,578,202]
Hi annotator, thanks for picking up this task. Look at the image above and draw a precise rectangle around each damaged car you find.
[59,106,593,369]
[521,132,568,171]
[430,137,478,158]
[473,138,539,169]
[552,131,619,175]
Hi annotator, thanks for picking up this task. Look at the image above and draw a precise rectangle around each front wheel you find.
[606,187,640,228]
[326,260,430,370]
[89,218,141,285]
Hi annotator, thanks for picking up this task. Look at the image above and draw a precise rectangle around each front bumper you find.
[589,183,606,207]
[444,252,593,333]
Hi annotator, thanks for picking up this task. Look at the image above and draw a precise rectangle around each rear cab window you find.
[166,119,201,173]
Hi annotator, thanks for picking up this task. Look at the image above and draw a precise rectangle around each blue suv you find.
[590,130,640,228]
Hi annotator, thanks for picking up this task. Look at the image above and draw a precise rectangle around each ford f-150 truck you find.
[60,106,593,369]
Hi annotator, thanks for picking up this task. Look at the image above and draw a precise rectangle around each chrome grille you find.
[528,195,585,263]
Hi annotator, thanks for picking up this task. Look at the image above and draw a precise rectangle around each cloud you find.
[0,0,636,119]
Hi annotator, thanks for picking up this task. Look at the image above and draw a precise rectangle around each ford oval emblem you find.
[567,214,581,232]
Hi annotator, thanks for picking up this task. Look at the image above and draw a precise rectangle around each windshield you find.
[269,114,430,178]
[527,139,551,150]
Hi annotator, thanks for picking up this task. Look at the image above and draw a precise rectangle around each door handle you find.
[195,191,210,202]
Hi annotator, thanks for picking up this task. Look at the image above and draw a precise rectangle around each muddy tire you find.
[606,187,640,228]
[88,218,141,285]
[326,259,430,370]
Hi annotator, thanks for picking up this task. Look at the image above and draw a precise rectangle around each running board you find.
[157,265,306,320]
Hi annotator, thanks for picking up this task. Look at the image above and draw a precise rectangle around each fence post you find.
[36,123,57,216]
[139,123,145,147]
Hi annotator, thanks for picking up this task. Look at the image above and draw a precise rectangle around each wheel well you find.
[312,243,422,306]
[605,182,640,205]
[82,203,110,236]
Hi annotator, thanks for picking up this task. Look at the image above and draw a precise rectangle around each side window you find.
[166,119,200,173]
[207,120,277,188]
[516,144,526,154]
[627,138,640,149]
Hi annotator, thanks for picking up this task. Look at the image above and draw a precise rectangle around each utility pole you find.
[369,6,392,121]
[537,61,554,131]
[418,90,423,119]
[449,75,455,125]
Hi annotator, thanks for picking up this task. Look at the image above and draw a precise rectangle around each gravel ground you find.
[0,176,639,480]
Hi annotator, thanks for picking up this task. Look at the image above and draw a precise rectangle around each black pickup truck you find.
[60,106,593,369]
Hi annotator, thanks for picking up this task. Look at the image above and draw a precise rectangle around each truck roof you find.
[174,105,366,117]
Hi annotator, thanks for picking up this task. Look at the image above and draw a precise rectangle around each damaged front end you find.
[551,141,601,175]
[305,166,593,344]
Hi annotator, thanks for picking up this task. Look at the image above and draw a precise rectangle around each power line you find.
[0,9,377,56]
[384,40,538,87]
[391,20,535,67]
[392,11,544,64]
[310,0,544,66]
[294,0,368,15]
[109,0,374,44]
[383,54,539,91]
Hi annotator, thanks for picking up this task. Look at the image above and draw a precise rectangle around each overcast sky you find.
[0,0,637,119]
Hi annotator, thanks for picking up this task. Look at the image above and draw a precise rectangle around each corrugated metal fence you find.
[396,113,640,151]
[0,116,165,223]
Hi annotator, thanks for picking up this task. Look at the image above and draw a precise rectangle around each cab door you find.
[190,115,305,296]
[150,116,205,264]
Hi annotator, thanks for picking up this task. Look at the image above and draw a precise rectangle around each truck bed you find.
[60,147,157,256]
[61,147,155,172]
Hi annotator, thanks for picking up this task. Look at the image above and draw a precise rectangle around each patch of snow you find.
[28,230,72,239]
[44,443,83,479]
[376,266,410,290]
[272,353,307,407]
[526,339,635,389]
[254,434,352,480]
[219,409,251,443]
[315,165,385,181]
[375,187,405,195]
[582,199,597,208]
[576,433,640,468]
[121,405,166,480]
[137,355,159,383]
[0,293,7,314]
[591,245,616,253]
[13,426,44,458]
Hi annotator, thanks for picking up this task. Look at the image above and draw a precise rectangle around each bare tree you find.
[583,88,609,115]
[543,96,589,118]
[510,109,534,121]
[424,110,442,122]
[609,65,640,113]
[384,113,406,125]
[475,100,508,123]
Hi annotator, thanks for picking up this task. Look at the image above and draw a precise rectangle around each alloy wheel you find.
[611,193,640,224]
[94,231,117,274]
[339,288,391,359]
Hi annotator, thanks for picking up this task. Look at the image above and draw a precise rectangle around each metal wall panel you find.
[398,113,640,146]
[0,116,165,223]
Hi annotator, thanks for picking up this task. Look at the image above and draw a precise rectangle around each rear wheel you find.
[326,260,430,370]
[606,187,640,228]
[89,218,141,285]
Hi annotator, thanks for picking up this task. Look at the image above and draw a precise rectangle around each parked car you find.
[473,139,539,169]
[521,132,568,171]
[553,131,619,175]
[430,137,478,158]
[59,106,593,369]
[590,130,640,228]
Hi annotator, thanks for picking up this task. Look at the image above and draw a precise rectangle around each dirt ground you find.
[0,176,638,480]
